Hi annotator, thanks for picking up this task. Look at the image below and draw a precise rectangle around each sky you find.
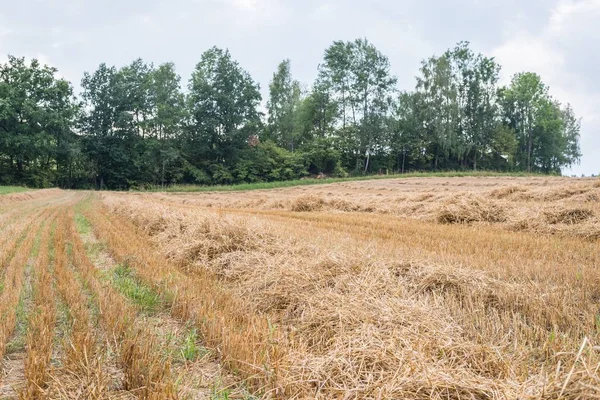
[0,0,598,175]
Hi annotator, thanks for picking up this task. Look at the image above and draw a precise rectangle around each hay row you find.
[22,214,57,398]
[66,207,177,399]
[45,209,112,399]
[0,209,49,359]
[84,204,286,397]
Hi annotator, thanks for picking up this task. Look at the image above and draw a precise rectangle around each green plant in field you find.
[112,262,161,313]
[74,213,109,259]
[210,387,231,400]
[74,213,93,235]
[181,328,206,362]
[548,329,556,344]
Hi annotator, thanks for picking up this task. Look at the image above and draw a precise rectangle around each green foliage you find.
[267,59,303,151]
[185,47,262,180]
[318,39,398,173]
[499,72,580,173]
[0,56,80,188]
[234,140,307,182]
[300,137,344,175]
[0,40,582,189]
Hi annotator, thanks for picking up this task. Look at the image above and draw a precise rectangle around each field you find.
[0,176,599,399]
[0,187,28,195]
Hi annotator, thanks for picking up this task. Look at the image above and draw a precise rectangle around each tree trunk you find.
[342,89,346,129]
[402,149,406,174]
[527,129,533,172]
[162,159,166,189]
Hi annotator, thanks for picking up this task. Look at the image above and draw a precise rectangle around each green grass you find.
[109,262,162,313]
[0,186,29,195]
[74,212,107,261]
[74,213,93,235]
[143,171,544,193]
[180,327,206,362]
[73,211,168,316]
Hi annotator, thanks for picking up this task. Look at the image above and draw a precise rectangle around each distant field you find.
[1,176,599,398]
[0,186,28,195]
[150,170,540,192]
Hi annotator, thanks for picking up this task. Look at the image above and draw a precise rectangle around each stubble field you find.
[1,176,599,399]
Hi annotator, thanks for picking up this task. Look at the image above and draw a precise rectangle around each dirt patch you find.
[0,353,25,398]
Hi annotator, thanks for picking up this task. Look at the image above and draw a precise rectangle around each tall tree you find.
[561,103,582,168]
[146,63,185,187]
[0,56,79,187]
[319,38,397,172]
[150,62,184,141]
[500,72,581,173]
[416,53,459,168]
[80,63,140,188]
[118,59,154,138]
[391,91,428,173]
[186,47,262,183]
[447,42,501,169]
[319,41,353,128]
[499,72,549,172]
[267,59,302,151]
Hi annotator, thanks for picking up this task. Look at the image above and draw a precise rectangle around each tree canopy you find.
[0,40,582,189]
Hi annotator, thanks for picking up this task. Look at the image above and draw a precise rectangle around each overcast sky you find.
[0,0,598,175]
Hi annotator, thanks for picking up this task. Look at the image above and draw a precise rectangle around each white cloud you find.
[493,33,564,85]
[228,0,286,20]
[549,0,600,33]
[231,0,261,9]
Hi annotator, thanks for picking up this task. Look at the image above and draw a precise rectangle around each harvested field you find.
[1,176,599,398]
[0,190,241,399]
[146,176,600,240]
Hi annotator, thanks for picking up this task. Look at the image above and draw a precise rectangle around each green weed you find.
[111,262,162,313]
[180,328,205,362]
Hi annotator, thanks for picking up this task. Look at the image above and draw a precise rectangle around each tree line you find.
[0,40,581,189]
